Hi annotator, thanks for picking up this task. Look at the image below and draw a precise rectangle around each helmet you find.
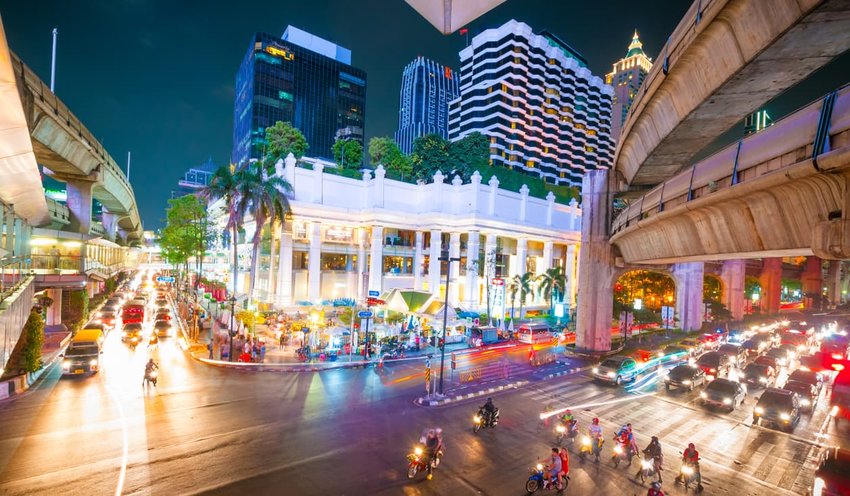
[565,409,572,415]
[487,397,493,402]
[650,481,662,490]
[592,417,599,424]
[428,429,436,437]
[651,436,659,442]
[688,442,695,449]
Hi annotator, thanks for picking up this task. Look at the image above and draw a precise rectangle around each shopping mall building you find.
[206,154,582,317]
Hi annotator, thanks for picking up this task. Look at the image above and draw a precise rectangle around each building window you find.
[383,256,412,275]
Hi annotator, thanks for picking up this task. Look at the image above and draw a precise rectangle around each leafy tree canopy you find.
[265,121,308,162]
[332,138,363,169]
[368,137,412,178]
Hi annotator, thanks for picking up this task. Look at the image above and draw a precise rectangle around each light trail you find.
[539,392,657,420]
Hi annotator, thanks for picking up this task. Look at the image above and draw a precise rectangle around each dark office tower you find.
[232,26,367,165]
[395,56,460,155]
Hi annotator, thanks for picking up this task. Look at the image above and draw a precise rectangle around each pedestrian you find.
[260,341,266,362]
[279,332,285,350]
[208,339,213,359]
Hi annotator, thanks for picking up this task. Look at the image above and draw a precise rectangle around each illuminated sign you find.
[265,46,294,61]
[324,226,353,243]
[444,67,452,79]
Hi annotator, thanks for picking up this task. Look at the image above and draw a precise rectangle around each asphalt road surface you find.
[0,325,845,495]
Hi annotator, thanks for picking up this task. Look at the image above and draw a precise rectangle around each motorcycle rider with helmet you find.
[481,397,499,427]
[143,359,158,386]
[636,436,664,483]
[677,442,702,489]
[588,417,604,459]
[647,481,665,496]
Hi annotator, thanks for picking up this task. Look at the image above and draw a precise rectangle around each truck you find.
[62,329,104,375]
[470,326,499,347]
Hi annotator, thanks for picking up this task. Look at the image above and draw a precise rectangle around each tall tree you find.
[411,134,451,181]
[232,162,293,304]
[449,131,489,181]
[199,165,241,300]
[265,121,308,162]
[537,266,567,317]
[332,138,363,169]
[368,137,413,178]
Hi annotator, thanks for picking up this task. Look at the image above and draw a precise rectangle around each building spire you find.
[626,30,645,58]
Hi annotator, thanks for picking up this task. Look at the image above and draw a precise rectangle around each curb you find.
[195,356,375,372]
[0,336,71,401]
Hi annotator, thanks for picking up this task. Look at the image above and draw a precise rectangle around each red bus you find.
[121,303,145,324]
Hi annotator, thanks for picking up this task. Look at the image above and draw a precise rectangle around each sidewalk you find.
[0,326,71,401]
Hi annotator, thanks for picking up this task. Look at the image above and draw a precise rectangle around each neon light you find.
[265,46,294,60]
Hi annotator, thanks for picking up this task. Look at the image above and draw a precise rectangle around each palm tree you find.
[198,165,241,299]
[506,277,519,326]
[515,272,535,320]
[234,162,293,304]
[537,266,567,316]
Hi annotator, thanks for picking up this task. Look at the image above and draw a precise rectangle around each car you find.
[727,329,749,344]
[782,380,818,412]
[811,447,850,496]
[764,347,792,368]
[664,364,706,391]
[658,345,690,363]
[777,343,800,361]
[741,362,776,388]
[154,298,169,308]
[153,319,172,337]
[821,336,850,360]
[592,356,639,385]
[700,378,747,411]
[100,311,117,327]
[780,331,811,353]
[787,368,824,394]
[106,297,121,306]
[121,322,143,342]
[741,339,768,358]
[155,310,172,321]
[679,339,704,357]
[753,387,801,431]
[718,343,747,367]
[83,321,105,332]
[754,354,779,371]
[698,333,724,350]
[696,351,731,379]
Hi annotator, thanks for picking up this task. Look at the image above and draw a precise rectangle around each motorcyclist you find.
[544,447,563,489]
[616,423,637,464]
[481,397,498,426]
[143,359,158,385]
[560,409,574,424]
[588,417,604,459]
[637,436,664,483]
[678,442,702,488]
[423,429,440,480]
[647,481,665,496]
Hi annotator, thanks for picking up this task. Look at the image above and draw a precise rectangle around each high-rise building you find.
[448,20,614,187]
[232,26,367,165]
[395,56,460,154]
[606,31,652,141]
[171,157,217,199]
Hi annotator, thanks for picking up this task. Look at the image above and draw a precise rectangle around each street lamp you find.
[438,250,461,395]
[228,295,237,362]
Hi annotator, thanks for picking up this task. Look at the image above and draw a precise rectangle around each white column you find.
[449,232,461,304]
[307,222,322,302]
[541,240,553,274]
[674,262,705,332]
[513,238,527,277]
[267,227,277,299]
[368,226,384,294]
[566,244,578,309]
[429,230,442,296]
[465,231,480,308]
[413,231,424,290]
[357,228,367,301]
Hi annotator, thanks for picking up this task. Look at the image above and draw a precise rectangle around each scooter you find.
[676,460,702,491]
[473,408,499,433]
[579,435,603,462]
[406,445,442,480]
[129,337,139,351]
[636,455,660,484]
[612,439,635,467]
[525,463,569,493]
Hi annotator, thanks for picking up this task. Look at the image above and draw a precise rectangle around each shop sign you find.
[324,226,353,243]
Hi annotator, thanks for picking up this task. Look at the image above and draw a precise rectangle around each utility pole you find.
[438,251,460,395]
[50,28,57,93]
[126,151,131,180]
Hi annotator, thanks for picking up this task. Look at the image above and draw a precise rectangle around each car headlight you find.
[89,359,98,367]
[813,476,825,496]
[801,399,811,406]
[536,463,544,471]
[780,412,791,421]
[700,392,707,399]
[755,406,764,415]
[607,371,615,378]
[723,398,732,405]
[592,367,599,374]
[759,377,768,383]
[414,447,422,456]
[62,359,70,369]
[682,380,691,385]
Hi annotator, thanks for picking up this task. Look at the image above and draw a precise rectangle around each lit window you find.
[511,122,517,129]
[490,137,496,144]
[526,160,534,168]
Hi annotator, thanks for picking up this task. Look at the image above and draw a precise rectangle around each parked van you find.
[61,329,103,375]
[516,322,553,344]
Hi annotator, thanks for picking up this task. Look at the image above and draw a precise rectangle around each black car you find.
[664,364,706,391]
[741,339,767,358]
[696,351,731,378]
[787,369,824,394]
[753,387,801,431]
[153,319,172,337]
[700,378,747,411]
[718,343,747,367]
[811,447,850,496]
[764,347,791,368]
[783,379,818,412]
[741,363,776,388]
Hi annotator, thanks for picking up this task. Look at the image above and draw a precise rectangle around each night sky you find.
[1,1,848,229]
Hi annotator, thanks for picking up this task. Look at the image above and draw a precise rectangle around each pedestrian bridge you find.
[610,82,850,264]
[615,0,850,187]
[9,51,142,243]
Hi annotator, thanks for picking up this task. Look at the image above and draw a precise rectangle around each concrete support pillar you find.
[368,226,384,295]
[429,230,442,297]
[307,222,322,302]
[276,226,293,306]
[576,170,615,352]
[674,262,705,332]
[540,240,553,275]
[828,261,842,306]
[449,232,461,304]
[66,180,95,235]
[102,210,119,241]
[266,228,277,299]
[566,244,578,310]
[45,288,63,326]
[802,256,823,311]
[465,231,480,308]
[759,258,783,315]
[513,238,527,278]
[357,229,367,302]
[721,260,746,321]
[413,231,424,290]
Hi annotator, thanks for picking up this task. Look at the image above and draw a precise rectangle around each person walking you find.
[260,341,266,362]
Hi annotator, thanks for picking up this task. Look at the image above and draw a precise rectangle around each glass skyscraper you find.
[395,56,460,155]
[232,26,367,165]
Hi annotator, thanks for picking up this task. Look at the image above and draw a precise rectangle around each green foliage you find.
[265,121,308,161]
[614,270,675,311]
[483,167,578,203]
[411,134,452,181]
[704,275,722,303]
[68,290,89,326]
[385,311,405,325]
[706,300,733,322]
[22,309,45,373]
[448,132,489,182]
[368,137,413,178]
[745,276,761,298]
[105,277,118,294]
[537,266,567,313]
[323,166,363,180]
[332,138,363,169]
[158,195,213,271]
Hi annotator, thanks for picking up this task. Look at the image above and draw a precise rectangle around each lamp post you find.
[438,250,461,395]
[228,295,237,362]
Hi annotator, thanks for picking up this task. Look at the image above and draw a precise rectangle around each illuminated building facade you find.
[448,20,614,187]
[395,56,460,154]
[232,26,367,165]
[605,31,652,141]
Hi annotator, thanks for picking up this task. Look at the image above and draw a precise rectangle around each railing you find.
[611,82,850,235]
[0,257,32,304]
[45,196,70,224]
[29,255,125,276]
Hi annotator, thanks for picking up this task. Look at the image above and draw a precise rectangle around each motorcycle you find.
[677,461,701,491]
[579,435,603,462]
[143,369,158,387]
[555,419,578,446]
[406,445,442,480]
[636,455,660,484]
[525,463,569,493]
[473,408,499,433]
[612,440,635,467]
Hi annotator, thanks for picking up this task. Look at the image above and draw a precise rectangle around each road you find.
[0,323,845,495]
